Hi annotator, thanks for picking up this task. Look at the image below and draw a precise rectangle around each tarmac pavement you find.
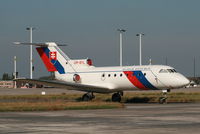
[0,103,200,134]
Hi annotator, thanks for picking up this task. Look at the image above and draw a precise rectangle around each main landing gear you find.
[112,92,123,102]
[82,92,95,101]
[82,92,123,102]
[159,89,170,104]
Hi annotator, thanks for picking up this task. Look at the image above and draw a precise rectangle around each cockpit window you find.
[173,69,177,72]
[159,69,177,73]
[168,69,177,73]
[159,69,168,73]
[167,69,173,73]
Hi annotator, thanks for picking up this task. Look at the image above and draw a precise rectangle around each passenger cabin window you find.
[108,74,111,77]
[120,74,123,77]
[114,74,117,77]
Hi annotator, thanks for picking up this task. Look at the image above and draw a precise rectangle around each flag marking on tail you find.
[36,47,65,74]
[50,52,57,60]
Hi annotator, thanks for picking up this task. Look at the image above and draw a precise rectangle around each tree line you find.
[1,73,14,80]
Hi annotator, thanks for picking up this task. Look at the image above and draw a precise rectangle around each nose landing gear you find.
[159,89,170,104]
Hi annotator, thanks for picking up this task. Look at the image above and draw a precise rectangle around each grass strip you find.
[123,92,200,103]
[0,91,200,112]
[0,101,124,112]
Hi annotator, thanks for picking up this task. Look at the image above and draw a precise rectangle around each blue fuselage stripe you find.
[133,71,157,89]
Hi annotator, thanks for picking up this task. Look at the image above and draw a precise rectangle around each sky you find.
[0,0,200,78]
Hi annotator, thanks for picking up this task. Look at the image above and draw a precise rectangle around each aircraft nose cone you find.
[182,77,190,86]
[172,74,190,88]
[177,76,190,87]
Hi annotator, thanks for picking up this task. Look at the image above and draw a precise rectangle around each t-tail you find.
[36,42,68,74]
[35,42,94,75]
[14,42,94,78]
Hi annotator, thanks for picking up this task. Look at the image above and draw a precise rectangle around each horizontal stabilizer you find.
[13,42,67,47]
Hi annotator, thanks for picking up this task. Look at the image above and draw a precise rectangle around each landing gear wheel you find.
[82,94,91,101]
[112,93,121,102]
[82,92,95,101]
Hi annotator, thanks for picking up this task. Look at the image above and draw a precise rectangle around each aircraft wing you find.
[15,78,112,93]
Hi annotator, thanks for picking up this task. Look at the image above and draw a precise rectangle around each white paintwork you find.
[55,65,189,90]
[41,42,190,92]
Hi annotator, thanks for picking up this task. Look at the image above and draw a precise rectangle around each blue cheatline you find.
[42,47,65,74]
[51,59,65,74]
[133,71,157,90]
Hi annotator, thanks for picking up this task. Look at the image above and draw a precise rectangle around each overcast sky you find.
[0,0,200,78]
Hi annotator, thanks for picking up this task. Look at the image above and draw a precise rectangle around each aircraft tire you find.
[82,94,91,101]
[112,93,121,102]
[82,93,94,101]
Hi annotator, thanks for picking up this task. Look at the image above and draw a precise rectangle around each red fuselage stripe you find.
[124,71,148,90]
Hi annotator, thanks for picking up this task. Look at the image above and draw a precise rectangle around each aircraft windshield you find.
[159,69,177,73]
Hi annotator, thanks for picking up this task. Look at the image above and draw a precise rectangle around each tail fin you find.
[14,42,94,75]
[36,42,94,74]
[36,42,70,74]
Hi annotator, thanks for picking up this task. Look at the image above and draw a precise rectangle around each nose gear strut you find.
[159,89,170,104]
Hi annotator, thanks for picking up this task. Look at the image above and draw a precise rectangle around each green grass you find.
[0,94,82,103]
[0,94,124,112]
[1,92,200,103]
[0,92,200,111]
[123,92,200,103]
[0,101,123,112]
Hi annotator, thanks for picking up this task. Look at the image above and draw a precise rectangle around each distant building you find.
[0,80,40,88]
[0,81,14,88]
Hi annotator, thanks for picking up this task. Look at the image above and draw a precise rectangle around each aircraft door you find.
[150,69,166,88]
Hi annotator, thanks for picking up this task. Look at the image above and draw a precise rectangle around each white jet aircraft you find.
[14,42,190,102]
